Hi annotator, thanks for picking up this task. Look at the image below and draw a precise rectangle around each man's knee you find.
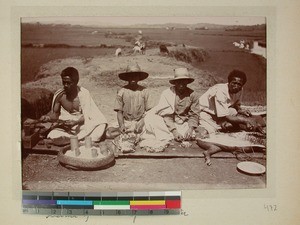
[91,124,107,142]
[229,108,238,116]
[195,126,209,139]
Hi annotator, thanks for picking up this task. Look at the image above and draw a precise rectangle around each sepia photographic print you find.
[21,16,267,191]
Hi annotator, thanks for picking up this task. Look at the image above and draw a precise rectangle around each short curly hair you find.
[227,70,247,85]
[61,67,79,84]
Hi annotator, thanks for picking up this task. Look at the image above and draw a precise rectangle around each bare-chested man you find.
[40,67,107,142]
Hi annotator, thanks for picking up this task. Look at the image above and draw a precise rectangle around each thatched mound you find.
[21,87,53,120]
[168,47,209,64]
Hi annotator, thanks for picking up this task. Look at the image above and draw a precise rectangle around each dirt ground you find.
[22,153,266,191]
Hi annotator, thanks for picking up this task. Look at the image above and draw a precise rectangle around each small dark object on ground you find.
[159,44,169,54]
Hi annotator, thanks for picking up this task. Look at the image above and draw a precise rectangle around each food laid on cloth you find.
[180,141,193,148]
[139,139,169,153]
[112,133,137,153]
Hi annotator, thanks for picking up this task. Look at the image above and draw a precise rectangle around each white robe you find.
[47,87,107,141]
[142,87,192,141]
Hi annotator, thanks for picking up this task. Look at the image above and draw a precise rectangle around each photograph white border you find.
[2,1,299,224]
[13,4,275,198]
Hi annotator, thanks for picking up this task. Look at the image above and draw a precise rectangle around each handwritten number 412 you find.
[264,204,277,212]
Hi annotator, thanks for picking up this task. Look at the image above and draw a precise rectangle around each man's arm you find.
[224,115,257,131]
[232,100,252,117]
[185,93,200,139]
[213,88,254,129]
[163,115,183,141]
[117,110,126,133]
[187,93,200,129]
[114,89,126,133]
[39,98,61,122]
[144,89,153,111]
[162,114,176,132]
[223,115,248,125]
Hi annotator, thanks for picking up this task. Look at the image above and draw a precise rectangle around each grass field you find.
[21,23,266,106]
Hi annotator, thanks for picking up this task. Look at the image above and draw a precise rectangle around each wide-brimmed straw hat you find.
[169,68,194,85]
[118,64,149,81]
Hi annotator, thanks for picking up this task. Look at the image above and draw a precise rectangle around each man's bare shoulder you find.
[53,89,65,104]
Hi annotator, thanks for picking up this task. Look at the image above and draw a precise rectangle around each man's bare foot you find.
[203,151,212,166]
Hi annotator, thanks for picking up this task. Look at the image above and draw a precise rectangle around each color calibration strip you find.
[22,191,181,215]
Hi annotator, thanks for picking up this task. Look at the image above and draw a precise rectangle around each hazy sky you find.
[22,16,265,26]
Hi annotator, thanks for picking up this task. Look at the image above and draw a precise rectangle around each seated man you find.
[196,69,263,165]
[142,67,200,142]
[106,63,153,139]
[40,67,107,142]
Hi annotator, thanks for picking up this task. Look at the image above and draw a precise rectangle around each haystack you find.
[21,87,53,120]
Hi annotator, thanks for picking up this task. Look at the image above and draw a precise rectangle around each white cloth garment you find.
[47,87,107,141]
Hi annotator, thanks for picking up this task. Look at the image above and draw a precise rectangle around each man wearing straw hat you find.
[142,67,200,142]
[106,63,152,138]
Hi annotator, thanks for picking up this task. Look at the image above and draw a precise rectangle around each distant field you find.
[21,48,114,83]
[22,25,265,50]
[21,24,266,105]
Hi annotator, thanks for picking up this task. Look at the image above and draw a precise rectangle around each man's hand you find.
[184,127,194,140]
[245,120,257,131]
[64,120,78,127]
[221,121,233,130]
[134,119,145,134]
[39,115,51,122]
[119,124,127,134]
[238,109,252,117]
[172,129,183,142]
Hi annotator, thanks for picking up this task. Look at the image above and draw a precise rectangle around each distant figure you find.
[135,40,141,46]
[115,48,122,57]
[182,43,186,47]
[245,44,250,50]
[133,45,142,54]
[159,44,169,54]
[140,43,146,55]
[132,42,146,55]
[233,42,240,47]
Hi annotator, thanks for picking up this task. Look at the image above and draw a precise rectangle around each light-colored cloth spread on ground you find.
[199,83,241,134]
[47,87,107,141]
[142,86,200,141]
[200,131,266,148]
[114,86,152,121]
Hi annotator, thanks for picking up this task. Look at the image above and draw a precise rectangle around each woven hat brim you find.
[169,77,194,85]
[118,71,149,81]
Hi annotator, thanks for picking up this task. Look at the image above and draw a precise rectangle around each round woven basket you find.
[57,141,115,170]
